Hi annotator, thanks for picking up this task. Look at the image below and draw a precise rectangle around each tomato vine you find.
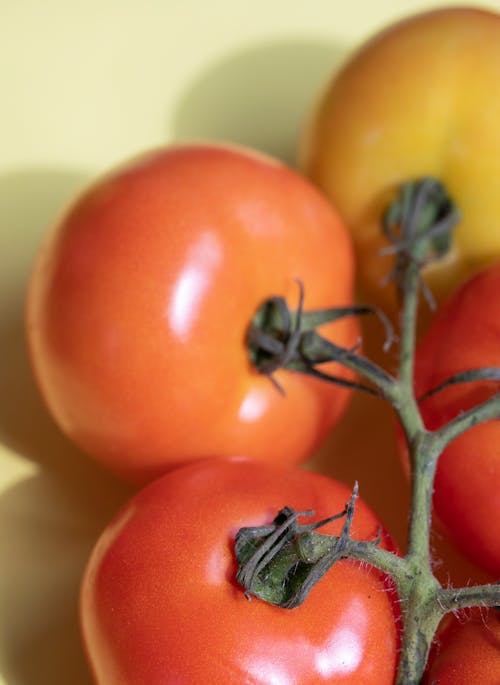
[236,177,500,684]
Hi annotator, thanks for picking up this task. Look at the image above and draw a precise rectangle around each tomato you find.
[26,143,358,484]
[412,263,500,576]
[80,458,398,684]
[300,7,500,316]
[424,609,500,684]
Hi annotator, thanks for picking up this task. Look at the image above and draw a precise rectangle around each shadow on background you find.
[0,168,89,467]
[0,473,128,685]
[172,37,346,165]
[0,169,132,684]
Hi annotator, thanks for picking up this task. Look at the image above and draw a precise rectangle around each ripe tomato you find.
[300,8,500,315]
[424,609,500,684]
[26,144,357,483]
[412,264,500,576]
[80,458,398,684]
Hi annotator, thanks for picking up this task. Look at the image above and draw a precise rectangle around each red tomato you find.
[26,144,357,484]
[80,458,398,684]
[413,264,500,575]
[424,609,500,684]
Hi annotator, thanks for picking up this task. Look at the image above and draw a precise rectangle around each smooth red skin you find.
[26,144,358,484]
[424,610,500,684]
[80,458,398,685]
[413,264,500,575]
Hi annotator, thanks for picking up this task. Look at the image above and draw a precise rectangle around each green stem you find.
[418,367,500,401]
[395,581,445,685]
[385,179,460,683]
[298,304,394,352]
[235,177,500,683]
[436,391,500,448]
[405,435,438,564]
[398,261,421,394]
[248,282,397,397]
[299,331,397,400]
[391,229,432,574]
[439,583,500,611]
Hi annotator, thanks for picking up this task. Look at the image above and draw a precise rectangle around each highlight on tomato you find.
[424,609,500,685]
[300,7,500,316]
[80,458,399,685]
[411,263,500,576]
[26,143,359,484]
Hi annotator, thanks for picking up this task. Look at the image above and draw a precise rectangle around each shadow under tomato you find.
[310,381,411,546]
[0,168,133,685]
[0,471,129,685]
[171,36,347,166]
[0,167,131,480]
[0,168,91,468]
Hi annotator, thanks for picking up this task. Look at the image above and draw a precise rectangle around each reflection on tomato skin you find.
[81,459,398,684]
[166,230,224,342]
[315,599,367,677]
[238,594,382,684]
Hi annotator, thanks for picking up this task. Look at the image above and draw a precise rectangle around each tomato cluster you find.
[25,6,500,684]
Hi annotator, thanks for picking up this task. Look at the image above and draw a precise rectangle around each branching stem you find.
[238,177,500,684]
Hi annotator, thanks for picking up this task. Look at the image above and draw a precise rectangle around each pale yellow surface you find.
[0,2,497,683]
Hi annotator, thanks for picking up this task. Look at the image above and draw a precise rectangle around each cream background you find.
[1,2,498,683]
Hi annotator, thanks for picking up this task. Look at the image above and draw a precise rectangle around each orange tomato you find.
[300,7,500,317]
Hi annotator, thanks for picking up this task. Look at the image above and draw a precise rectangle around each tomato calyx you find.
[247,280,393,395]
[381,177,460,308]
[235,483,394,609]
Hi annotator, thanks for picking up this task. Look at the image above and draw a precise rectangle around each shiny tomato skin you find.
[80,458,398,685]
[300,8,500,315]
[413,264,500,575]
[26,144,357,484]
[424,610,500,684]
